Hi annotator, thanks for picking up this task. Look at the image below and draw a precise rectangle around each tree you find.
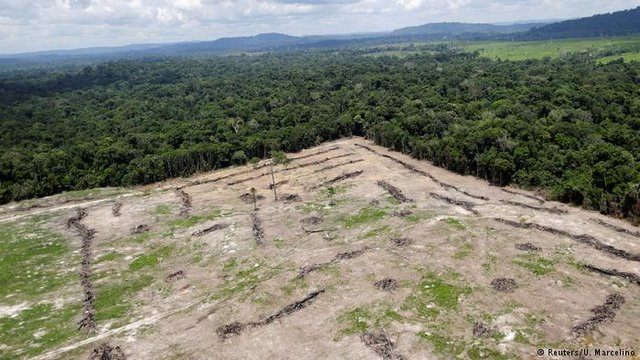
[250,187,258,211]
[231,150,247,165]
[249,157,260,169]
[269,150,290,201]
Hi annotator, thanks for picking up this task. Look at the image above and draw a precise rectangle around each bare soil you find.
[2,137,639,360]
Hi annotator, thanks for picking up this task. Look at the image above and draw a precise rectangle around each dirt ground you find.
[1,137,639,360]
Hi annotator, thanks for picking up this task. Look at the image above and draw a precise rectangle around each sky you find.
[0,0,638,54]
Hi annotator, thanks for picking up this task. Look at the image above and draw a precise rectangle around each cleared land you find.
[1,138,639,359]
[356,37,640,63]
[460,37,640,61]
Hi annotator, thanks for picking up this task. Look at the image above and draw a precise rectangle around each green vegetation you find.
[597,51,640,64]
[98,251,122,263]
[152,203,173,215]
[336,305,404,338]
[453,242,474,260]
[417,332,510,359]
[481,254,498,273]
[513,254,556,276]
[362,225,391,238]
[404,210,433,223]
[214,260,282,300]
[94,274,154,322]
[281,277,308,296]
[131,231,154,244]
[0,302,81,358]
[461,37,640,61]
[442,217,465,230]
[0,219,76,301]
[321,185,350,197]
[341,206,387,228]
[0,219,87,357]
[129,245,174,271]
[168,209,224,229]
[2,40,640,225]
[403,272,472,319]
[417,332,465,357]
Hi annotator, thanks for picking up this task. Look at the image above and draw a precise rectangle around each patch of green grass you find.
[131,231,154,244]
[168,209,224,229]
[0,220,77,301]
[152,204,173,215]
[61,187,127,200]
[513,254,556,276]
[565,255,587,272]
[189,240,206,263]
[403,272,472,319]
[442,217,465,230]
[524,311,546,326]
[467,344,511,360]
[417,332,510,359]
[214,261,282,300]
[299,198,348,214]
[94,274,154,322]
[98,251,122,263]
[0,302,82,358]
[341,206,387,228]
[222,257,239,272]
[482,254,498,273]
[597,51,640,64]
[385,196,401,205]
[491,331,505,342]
[337,307,370,335]
[404,210,433,223]
[417,332,466,357]
[321,185,350,197]
[129,245,174,271]
[453,242,474,260]
[362,225,391,238]
[336,306,404,338]
[514,330,529,344]
[300,202,325,213]
[460,36,640,61]
[504,300,523,312]
[281,277,309,296]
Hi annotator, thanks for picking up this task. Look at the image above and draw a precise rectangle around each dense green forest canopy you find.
[523,6,640,40]
[1,48,639,222]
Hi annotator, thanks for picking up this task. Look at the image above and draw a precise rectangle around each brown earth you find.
[1,137,639,360]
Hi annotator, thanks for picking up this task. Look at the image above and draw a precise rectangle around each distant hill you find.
[3,6,640,66]
[154,33,304,54]
[392,22,542,36]
[523,6,640,39]
[7,43,166,58]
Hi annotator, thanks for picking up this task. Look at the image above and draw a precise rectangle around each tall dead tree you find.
[250,187,258,211]
[269,151,290,201]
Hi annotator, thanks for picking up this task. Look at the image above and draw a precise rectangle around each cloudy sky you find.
[0,0,637,54]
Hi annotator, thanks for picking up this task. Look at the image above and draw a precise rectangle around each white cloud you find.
[0,0,638,53]
[397,0,422,10]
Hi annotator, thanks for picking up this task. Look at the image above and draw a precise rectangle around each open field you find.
[1,137,639,359]
[597,51,640,64]
[459,37,640,61]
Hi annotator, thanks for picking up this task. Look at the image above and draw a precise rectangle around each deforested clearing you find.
[0,138,638,360]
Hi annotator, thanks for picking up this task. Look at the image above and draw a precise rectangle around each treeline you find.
[522,6,640,40]
[0,50,639,223]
